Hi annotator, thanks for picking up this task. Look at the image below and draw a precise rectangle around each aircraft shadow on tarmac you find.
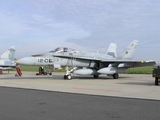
[69,76,130,80]
[0,74,131,80]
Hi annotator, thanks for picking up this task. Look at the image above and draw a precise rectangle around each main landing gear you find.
[113,73,119,79]
[93,74,99,78]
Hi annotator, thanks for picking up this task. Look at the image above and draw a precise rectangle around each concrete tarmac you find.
[0,71,160,120]
[0,86,160,120]
[0,71,159,100]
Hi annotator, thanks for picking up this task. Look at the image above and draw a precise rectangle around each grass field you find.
[16,66,65,72]
[124,67,155,74]
[15,65,155,74]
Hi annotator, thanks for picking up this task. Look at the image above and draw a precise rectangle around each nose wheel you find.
[64,75,72,80]
[64,67,77,80]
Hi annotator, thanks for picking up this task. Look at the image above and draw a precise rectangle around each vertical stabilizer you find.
[1,46,16,60]
[118,40,138,60]
[106,43,117,58]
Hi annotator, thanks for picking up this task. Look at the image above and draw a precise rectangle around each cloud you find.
[0,0,160,60]
[0,12,27,38]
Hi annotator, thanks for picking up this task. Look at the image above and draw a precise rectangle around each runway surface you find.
[0,71,160,120]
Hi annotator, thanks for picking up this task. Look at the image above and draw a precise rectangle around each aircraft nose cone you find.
[16,57,35,65]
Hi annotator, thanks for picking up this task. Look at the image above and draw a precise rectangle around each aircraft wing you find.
[54,54,156,67]
[101,60,156,67]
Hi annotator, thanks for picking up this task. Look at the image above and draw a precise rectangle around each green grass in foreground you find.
[14,66,156,74]
[124,67,155,74]
[15,65,65,72]
[18,66,39,71]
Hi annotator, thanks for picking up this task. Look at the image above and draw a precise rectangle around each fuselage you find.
[17,48,115,69]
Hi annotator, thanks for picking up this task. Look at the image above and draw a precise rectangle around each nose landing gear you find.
[63,67,77,80]
[64,74,72,80]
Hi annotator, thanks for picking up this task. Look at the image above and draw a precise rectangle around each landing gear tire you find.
[49,72,52,75]
[64,75,67,79]
[43,72,47,75]
[113,73,119,79]
[67,75,72,80]
[93,74,99,78]
[155,77,159,85]
[15,74,19,77]
[64,75,72,80]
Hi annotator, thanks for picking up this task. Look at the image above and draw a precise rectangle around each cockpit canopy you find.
[50,47,75,53]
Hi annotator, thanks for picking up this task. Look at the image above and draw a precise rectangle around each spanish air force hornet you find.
[16,40,156,79]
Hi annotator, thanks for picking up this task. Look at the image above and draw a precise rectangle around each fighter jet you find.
[0,46,17,70]
[16,40,156,79]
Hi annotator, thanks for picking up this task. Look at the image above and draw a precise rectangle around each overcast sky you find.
[0,0,160,61]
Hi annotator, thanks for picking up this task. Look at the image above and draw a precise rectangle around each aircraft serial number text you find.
[38,59,53,63]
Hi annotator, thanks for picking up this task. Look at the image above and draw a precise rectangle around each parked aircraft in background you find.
[16,40,156,79]
[0,46,22,76]
[0,46,17,70]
